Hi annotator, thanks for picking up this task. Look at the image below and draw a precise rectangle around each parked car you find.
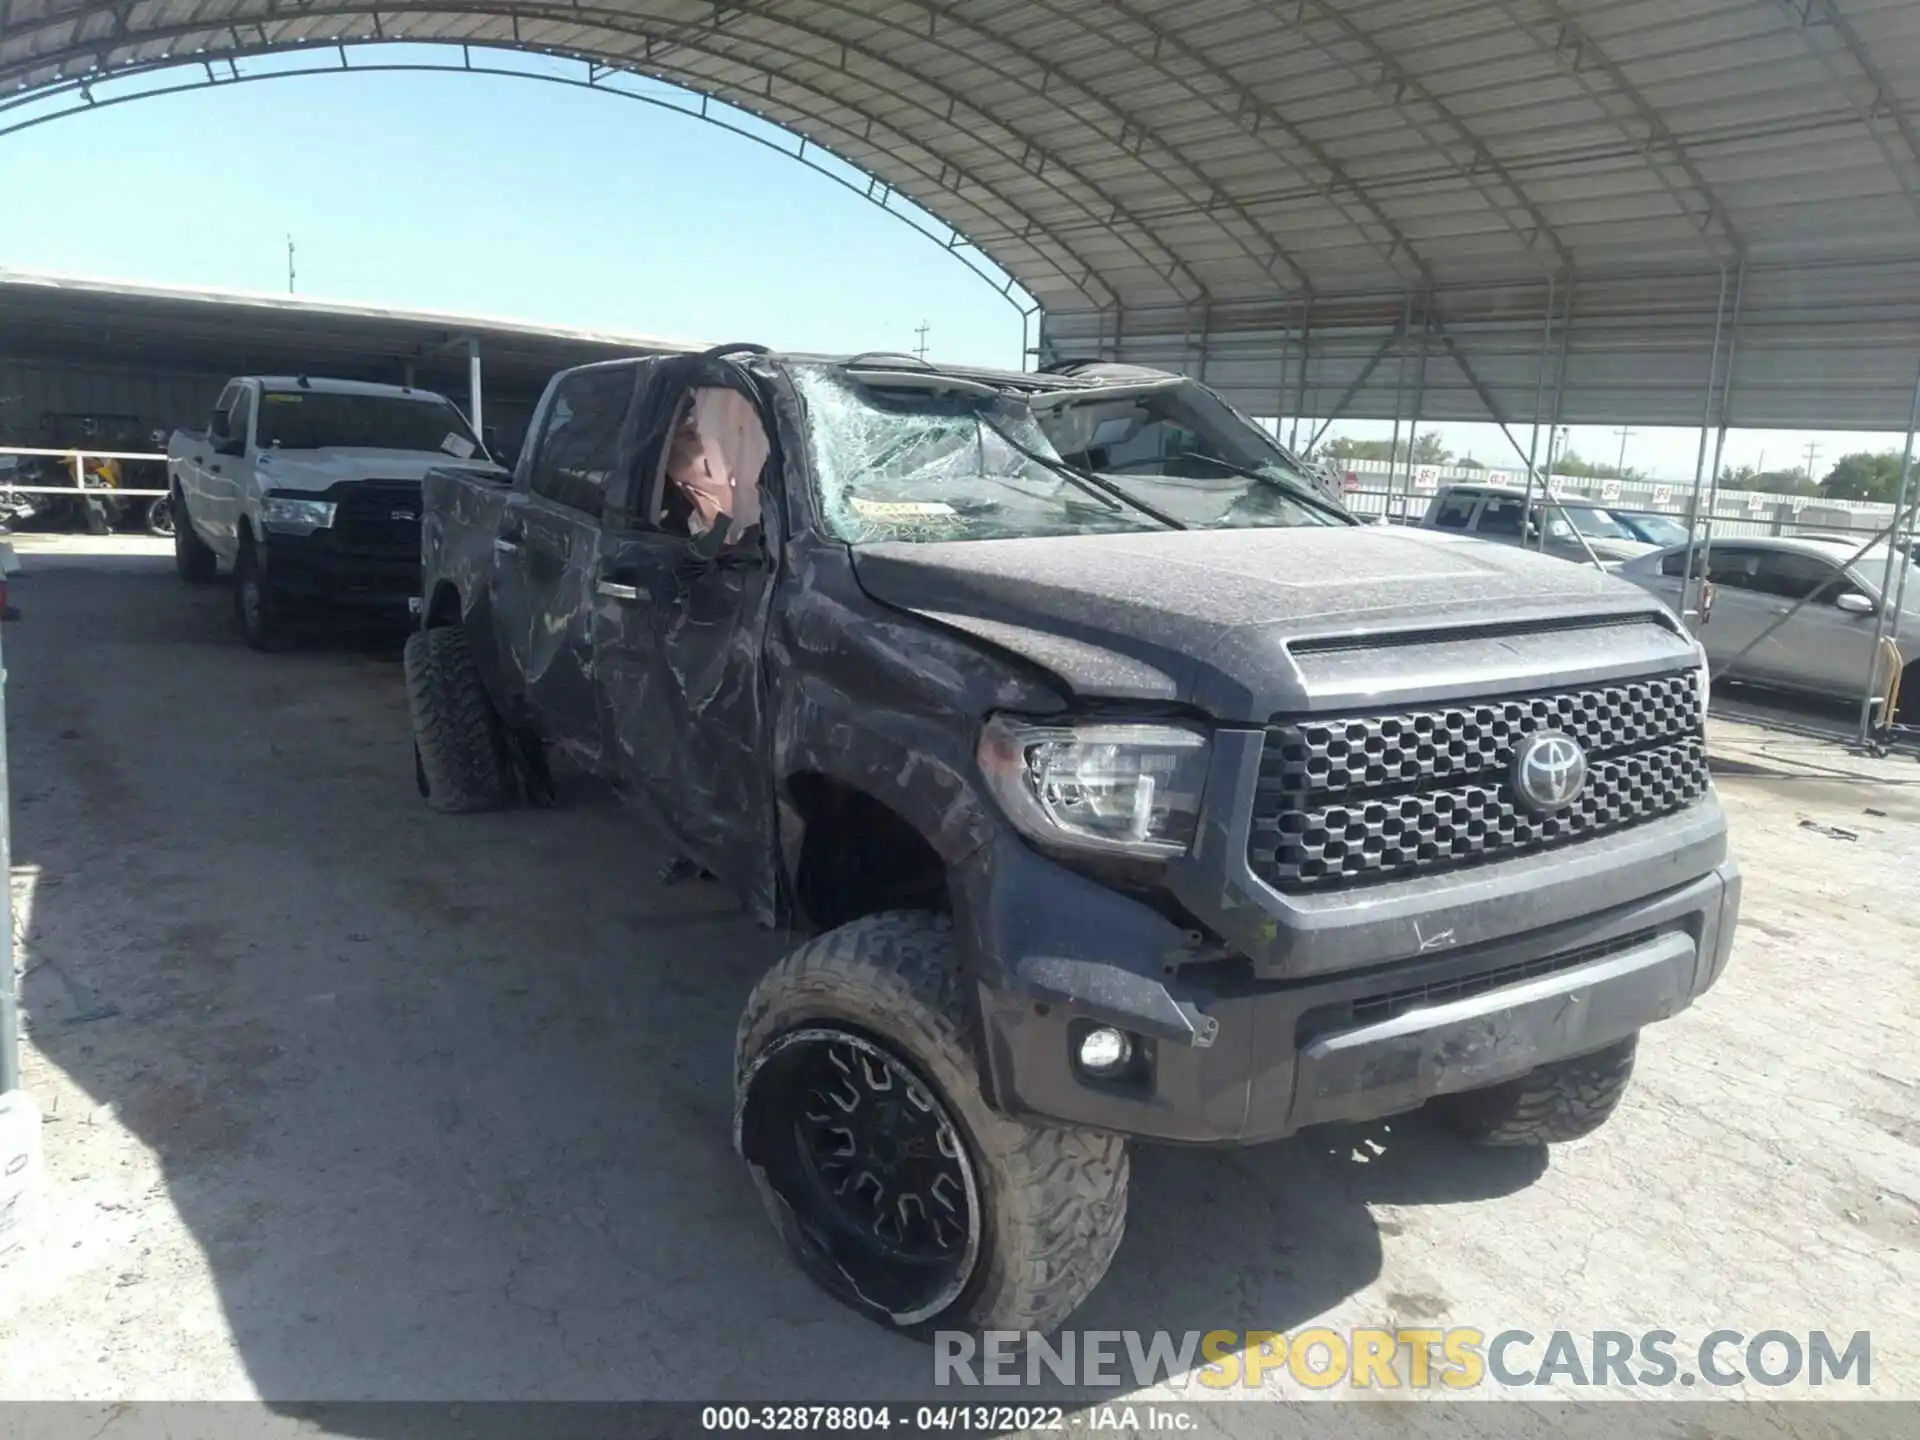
[169,377,500,648]
[1616,536,1919,721]
[407,346,1738,1338]
[1420,483,1661,567]
[1610,510,1697,549]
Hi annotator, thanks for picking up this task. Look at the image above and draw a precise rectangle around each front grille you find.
[331,482,423,555]
[1248,672,1708,890]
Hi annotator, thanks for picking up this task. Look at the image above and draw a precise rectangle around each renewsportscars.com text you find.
[935,1328,1872,1391]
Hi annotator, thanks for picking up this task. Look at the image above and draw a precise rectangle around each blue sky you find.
[0,54,1028,367]
[1,49,1908,484]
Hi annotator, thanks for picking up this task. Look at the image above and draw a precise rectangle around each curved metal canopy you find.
[5,0,1920,429]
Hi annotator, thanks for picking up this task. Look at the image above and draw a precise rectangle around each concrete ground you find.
[0,538,1914,1430]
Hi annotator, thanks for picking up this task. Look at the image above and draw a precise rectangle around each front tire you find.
[404,626,512,813]
[1429,1035,1639,1146]
[735,911,1128,1338]
[172,490,217,582]
[232,535,290,651]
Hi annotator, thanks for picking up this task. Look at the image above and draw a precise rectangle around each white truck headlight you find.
[260,497,337,535]
[979,716,1209,856]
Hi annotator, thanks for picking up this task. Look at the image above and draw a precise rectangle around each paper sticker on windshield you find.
[263,393,303,404]
[848,498,957,518]
[441,433,477,459]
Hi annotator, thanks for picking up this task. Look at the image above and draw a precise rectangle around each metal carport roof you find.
[4,0,1920,433]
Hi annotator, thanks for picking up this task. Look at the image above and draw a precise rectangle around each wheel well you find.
[787,774,948,933]
[425,581,463,629]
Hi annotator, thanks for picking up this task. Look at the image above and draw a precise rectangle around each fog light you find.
[1078,1026,1132,1074]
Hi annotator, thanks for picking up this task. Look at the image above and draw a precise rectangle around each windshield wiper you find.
[975,413,1187,531]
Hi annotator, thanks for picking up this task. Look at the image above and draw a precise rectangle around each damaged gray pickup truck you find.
[405,345,1740,1338]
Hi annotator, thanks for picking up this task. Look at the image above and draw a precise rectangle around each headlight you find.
[259,497,337,535]
[979,716,1210,857]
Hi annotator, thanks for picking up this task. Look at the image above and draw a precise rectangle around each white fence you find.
[1331,457,1896,539]
[0,445,169,500]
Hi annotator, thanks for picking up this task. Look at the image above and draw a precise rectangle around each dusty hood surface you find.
[254,447,501,493]
[851,526,1685,720]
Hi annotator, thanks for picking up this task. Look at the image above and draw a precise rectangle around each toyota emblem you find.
[1513,730,1588,813]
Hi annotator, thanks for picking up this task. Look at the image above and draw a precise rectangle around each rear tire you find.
[1429,1035,1639,1146]
[172,490,217,582]
[145,495,175,539]
[735,911,1128,1338]
[233,535,290,651]
[404,626,512,813]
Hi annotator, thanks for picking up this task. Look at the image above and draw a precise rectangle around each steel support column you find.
[467,338,484,435]
[1290,294,1314,452]
[1520,277,1563,544]
[0,619,15,1097]
[1680,267,1732,624]
[1695,262,1748,623]
[1858,361,1920,741]
[1401,296,1432,518]
[1383,293,1413,521]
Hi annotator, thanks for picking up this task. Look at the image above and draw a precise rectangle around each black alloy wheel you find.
[748,1027,981,1326]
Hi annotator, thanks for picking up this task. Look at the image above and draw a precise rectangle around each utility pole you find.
[1804,441,1822,485]
[913,320,930,362]
[287,235,296,295]
[1613,426,1635,476]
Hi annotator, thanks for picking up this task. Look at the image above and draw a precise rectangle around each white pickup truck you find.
[168,376,497,648]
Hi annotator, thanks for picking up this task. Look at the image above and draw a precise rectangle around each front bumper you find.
[956,822,1740,1146]
[260,533,419,613]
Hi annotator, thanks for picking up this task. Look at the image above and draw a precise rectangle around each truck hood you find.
[850,526,1692,721]
[254,447,500,493]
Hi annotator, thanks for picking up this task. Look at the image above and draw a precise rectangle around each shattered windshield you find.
[795,366,1348,544]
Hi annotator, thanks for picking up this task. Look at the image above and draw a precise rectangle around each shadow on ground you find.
[8,553,1544,1415]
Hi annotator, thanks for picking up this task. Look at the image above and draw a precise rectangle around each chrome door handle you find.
[596,580,641,600]
[492,537,519,554]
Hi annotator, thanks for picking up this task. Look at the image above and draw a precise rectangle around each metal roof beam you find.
[806,0,1313,292]
[1514,0,1743,260]
[1013,0,1430,287]
[1781,0,1920,218]
[1279,0,1570,275]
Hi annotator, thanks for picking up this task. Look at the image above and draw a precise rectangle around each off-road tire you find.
[1430,1035,1639,1146]
[735,911,1129,1338]
[404,625,511,813]
[172,489,217,582]
[233,535,290,651]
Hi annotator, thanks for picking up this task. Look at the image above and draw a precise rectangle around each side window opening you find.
[653,386,769,544]
[1474,496,1526,537]
[227,387,254,447]
[1753,551,1846,606]
[1706,549,1762,590]
[1431,493,1477,529]
[529,369,634,519]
